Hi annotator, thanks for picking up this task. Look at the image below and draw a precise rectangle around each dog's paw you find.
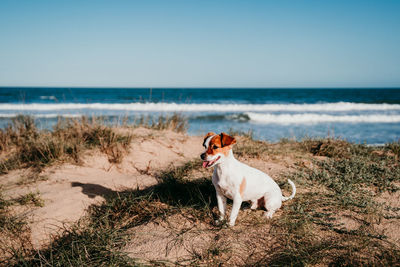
[214,219,224,226]
[215,219,230,228]
[228,221,236,227]
[264,211,275,219]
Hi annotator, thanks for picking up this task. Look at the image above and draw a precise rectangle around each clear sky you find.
[0,0,399,87]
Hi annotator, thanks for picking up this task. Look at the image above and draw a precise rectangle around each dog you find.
[200,132,296,226]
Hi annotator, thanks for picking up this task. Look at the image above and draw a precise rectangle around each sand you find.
[1,127,203,248]
[1,128,398,265]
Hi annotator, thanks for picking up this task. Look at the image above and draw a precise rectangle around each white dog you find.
[201,132,296,226]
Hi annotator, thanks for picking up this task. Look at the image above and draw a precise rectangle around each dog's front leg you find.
[229,195,242,226]
[215,190,227,224]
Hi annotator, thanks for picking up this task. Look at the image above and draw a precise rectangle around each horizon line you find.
[1,86,400,89]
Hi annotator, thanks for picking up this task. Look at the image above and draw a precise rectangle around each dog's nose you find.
[200,153,206,160]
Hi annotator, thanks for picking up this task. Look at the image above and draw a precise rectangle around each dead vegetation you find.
[0,114,187,173]
[135,113,188,133]
[0,115,133,173]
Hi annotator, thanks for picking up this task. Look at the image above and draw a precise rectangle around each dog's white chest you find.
[215,181,236,199]
[213,169,237,199]
[217,184,234,199]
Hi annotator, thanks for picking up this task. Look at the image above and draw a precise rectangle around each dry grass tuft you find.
[385,140,400,160]
[134,113,187,133]
[301,138,354,158]
[0,116,133,173]
[0,190,32,262]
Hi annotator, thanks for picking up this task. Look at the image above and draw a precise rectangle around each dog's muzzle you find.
[201,155,221,168]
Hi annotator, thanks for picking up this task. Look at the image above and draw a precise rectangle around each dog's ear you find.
[220,132,236,147]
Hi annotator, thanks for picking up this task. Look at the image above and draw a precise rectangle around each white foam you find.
[246,112,400,124]
[0,102,400,112]
[39,96,57,100]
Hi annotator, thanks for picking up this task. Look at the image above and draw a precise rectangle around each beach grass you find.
[0,114,187,174]
[0,115,132,173]
[0,120,399,266]
[5,153,399,265]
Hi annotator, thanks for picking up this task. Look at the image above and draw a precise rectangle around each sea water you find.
[0,87,399,145]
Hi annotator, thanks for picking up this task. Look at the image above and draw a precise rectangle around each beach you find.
[1,0,400,264]
[0,117,399,265]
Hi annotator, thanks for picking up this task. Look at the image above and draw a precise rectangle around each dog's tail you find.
[282,179,296,202]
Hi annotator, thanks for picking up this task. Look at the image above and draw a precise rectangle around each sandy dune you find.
[1,128,398,265]
[1,128,203,248]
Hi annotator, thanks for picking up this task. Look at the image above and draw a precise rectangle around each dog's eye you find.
[212,145,218,149]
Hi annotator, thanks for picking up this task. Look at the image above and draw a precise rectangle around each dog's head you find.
[200,132,236,168]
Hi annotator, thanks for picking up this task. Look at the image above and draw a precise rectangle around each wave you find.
[246,112,400,124]
[0,113,82,119]
[1,112,399,125]
[193,113,250,122]
[1,102,400,112]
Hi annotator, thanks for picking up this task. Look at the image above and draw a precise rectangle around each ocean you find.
[1,87,400,145]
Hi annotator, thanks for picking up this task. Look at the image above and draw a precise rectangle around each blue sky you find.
[0,0,399,87]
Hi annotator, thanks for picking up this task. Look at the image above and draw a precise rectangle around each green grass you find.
[302,138,400,212]
[257,138,400,266]
[255,189,400,266]
[14,192,44,207]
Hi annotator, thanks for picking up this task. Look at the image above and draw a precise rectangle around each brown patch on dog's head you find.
[205,133,236,157]
[203,132,216,147]
[204,132,216,139]
[206,135,223,155]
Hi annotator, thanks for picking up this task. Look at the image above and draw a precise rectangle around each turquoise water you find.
[1,87,400,144]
